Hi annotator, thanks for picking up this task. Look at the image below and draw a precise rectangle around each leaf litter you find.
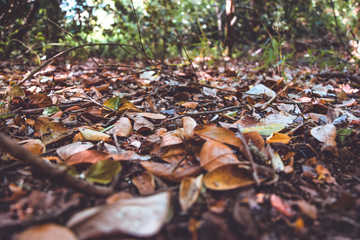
[0,58,359,239]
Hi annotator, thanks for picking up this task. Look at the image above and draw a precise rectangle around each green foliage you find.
[0,0,359,64]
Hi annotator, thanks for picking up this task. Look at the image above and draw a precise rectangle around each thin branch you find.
[47,18,100,67]
[236,124,260,186]
[81,92,116,112]
[0,133,114,196]
[164,105,243,121]
[260,72,300,110]
[129,0,156,68]
[18,43,141,86]
[174,30,198,82]
[329,0,353,58]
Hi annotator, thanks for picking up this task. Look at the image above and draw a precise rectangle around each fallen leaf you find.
[110,117,132,137]
[28,93,53,108]
[67,192,171,239]
[132,171,156,195]
[65,150,111,165]
[266,132,292,144]
[78,127,110,141]
[141,161,202,182]
[295,200,317,219]
[179,175,203,211]
[56,142,94,160]
[17,223,77,240]
[133,116,154,133]
[194,125,243,149]
[200,139,239,172]
[270,194,294,217]
[310,124,337,146]
[182,116,197,140]
[40,122,72,145]
[243,131,265,150]
[85,159,122,184]
[203,164,263,191]
[19,139,46,155]
[241,123,285,136]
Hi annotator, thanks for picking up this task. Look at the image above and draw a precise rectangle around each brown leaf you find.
[28,93,53,108]
[65,150,111,165]
[18,139,46,155]
[182,116,197,140]
[140,161,202,182]
[179,175,203,211]
[132,171,156,195]
[194,125,244,149]
[243,131,265,150]
[111,117,132,137]
[310,124,337,146]
[266,132,292,144]
[133,116,154,133]
[67,192,171,239]
[270,194,294,217]
[203,164,261,191]
[200,139,239,172]
[40,122,72,145]
[16,223,77,240]
[56,142,94,160]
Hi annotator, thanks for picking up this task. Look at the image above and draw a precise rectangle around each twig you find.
[47,18,100,67]
[81,93,116,112]
[0,133,114,196]
[236,124,260,186]
[329,0,353,58]
[129,0,157,68]
[164,105,243,121]
[174,30,198,82]
[260,72,300,110]
[18,43,143,86]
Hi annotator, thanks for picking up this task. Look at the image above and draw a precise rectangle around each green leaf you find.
[241,123,285,136]
[337,128,353,142]
[103,96,124,110]
[42,106,61,116]
[103,96,141,112]
[85,159,122,184]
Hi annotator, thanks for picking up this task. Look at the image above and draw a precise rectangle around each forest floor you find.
[0,56,359,240]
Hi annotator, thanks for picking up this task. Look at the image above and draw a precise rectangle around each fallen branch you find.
[163,105,243,121]
[260,72,300,110]
[0,133,114,196]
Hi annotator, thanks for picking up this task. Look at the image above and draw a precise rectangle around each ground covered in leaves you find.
[0,57,360,240]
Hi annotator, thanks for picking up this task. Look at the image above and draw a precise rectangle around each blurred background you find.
[1,0,359,65]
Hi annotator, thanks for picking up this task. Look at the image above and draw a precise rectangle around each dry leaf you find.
[243,131,265,150]
[266,132,292,144]
[203,164,262,191]
[111,117,132,137]
[182,116,197,140]
[19,139,46,155]
[141,161,202,182]
[56,142,94,160]
[310,124,337,146]
[179,175,203,211]
[194,125,244,149]
[270,194,294,217]
[67,192,171,239]
[78,127,110,141]
[65,150,111,165]
[40,122,72,145]
[132,171,156,195]
[16,223,77,240]
[200,139,239,172]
